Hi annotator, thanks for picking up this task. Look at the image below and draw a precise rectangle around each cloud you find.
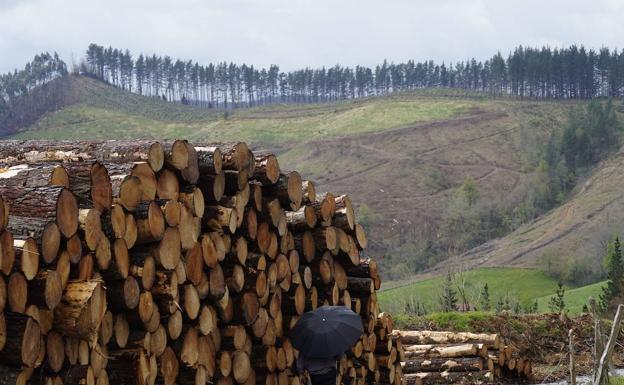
[0,0,623,73]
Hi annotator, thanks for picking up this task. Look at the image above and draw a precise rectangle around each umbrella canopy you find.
[291,306,363,358]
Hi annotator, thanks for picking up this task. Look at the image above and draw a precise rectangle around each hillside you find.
[429,147,624,281]
[8,75,592,280]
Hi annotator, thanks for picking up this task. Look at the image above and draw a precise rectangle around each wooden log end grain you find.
[90,162,112,212]
[0,313,41,368]
[56,188,79,238]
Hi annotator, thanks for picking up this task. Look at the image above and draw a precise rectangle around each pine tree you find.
[71,43,624,110]
[495,297,504,313]
[439,271,458,312]
[503,297,511,311]
[548,282,566,312]
[600,237,624,311]
[480,283,490,311]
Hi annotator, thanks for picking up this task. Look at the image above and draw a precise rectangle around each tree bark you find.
[2,185,78,238]
[54,280,106,339]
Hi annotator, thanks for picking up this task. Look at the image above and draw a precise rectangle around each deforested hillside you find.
[437,146,624,278]
[9,74,593,280]
[281,100,578,278]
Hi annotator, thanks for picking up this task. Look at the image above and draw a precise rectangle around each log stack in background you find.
[0,140,399,385]
[392,330,533,384]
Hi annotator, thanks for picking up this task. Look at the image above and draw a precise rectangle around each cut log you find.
[179,186,205,217]
[393,331,500,349]
[302,180,316,204]
[263,172,303,211]
[198,172,225,206]
[130,162,158,200]
[347,276,374,294]
[8,271,28,313]
[344,258,378,279]
[109,170,143,212]
[232,351,251,383]
[134,201,166,244]
[0,230,16,275]
[403,343,481,359]
[406,370,492,385]
[401,357,484,373]
[164,140,200,184]
[221,143,251,172]
[137,227,181,270]
[224,170,249,196]
[293,231,315,263]
[204,206,237,234]
[312,226,337,251]
[224,263,246,293]
[157,169,180,201]
[0,312,41,367]
[196,145,223,174]
[107,348,152,385]
[13,238,39,280]
[28,269,63,310]
[3,185,78,238]
[333,195,355,231]
[285,206,317,232]
[282,284,306,316]
[310,193,335,225]
[179,205,200,250]
[209,263,227,300]
[234,291,260,325]
[354,223,367,249]
[253,154,280,185]
[54,280,106,339]
[311,252,333,285]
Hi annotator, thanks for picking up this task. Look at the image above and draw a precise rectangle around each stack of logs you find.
[0,140,401,385]
[392,330,533,384]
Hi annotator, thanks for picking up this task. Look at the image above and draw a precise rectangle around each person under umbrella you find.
[291,306,364,385]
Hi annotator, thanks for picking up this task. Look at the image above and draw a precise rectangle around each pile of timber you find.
[392,330,533,384]
[0,140,402,385]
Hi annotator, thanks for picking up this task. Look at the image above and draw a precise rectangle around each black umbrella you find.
[291,306,363,358]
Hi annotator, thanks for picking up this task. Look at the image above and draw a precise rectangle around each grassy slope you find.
[15,76,479,144]
[378,267,563,314]
[379,267,606,316]
[536,281,606,314]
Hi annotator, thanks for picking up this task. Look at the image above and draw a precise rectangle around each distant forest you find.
[0,52,67,115]
[2,44,624,110]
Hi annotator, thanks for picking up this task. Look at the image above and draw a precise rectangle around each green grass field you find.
[536,280,606,314]
[378,267,598,315]
[15,98,475,145]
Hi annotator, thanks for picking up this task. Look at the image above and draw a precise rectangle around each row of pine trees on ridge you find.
[3,44,624,110]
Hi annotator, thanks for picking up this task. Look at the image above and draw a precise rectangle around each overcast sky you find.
[1,0,623,73]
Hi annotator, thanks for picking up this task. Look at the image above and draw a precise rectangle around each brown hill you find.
[280,100,574,277]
